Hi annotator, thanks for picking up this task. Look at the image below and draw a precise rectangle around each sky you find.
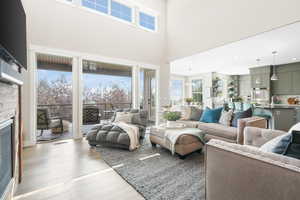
[171,79,183,101]
[38,69,132,92]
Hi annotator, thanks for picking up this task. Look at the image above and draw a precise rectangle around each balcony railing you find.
[37,102,132,122]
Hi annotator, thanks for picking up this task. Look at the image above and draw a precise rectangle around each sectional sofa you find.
[178,116,267,145]
[205,126,300,200]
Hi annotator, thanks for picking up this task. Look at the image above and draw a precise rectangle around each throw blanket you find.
[164,128,205,155]
[114,122,140,151]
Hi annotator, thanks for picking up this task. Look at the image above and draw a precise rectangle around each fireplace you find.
[0,119,14,200]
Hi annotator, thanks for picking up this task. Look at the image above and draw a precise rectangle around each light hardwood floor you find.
[14,139,144,200]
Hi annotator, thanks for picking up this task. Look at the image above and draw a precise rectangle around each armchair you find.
[37,108,63,136]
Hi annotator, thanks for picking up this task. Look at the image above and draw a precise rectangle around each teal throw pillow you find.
[200,107,223,123]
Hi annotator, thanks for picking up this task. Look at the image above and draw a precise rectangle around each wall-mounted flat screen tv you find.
[0,0,27,69]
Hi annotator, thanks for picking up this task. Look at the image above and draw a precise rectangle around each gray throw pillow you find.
[189,107,203,121]
[260,133,291,154]
[131,113,142,125]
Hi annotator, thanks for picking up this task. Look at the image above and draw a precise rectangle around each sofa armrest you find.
[237,117,267,144]
[244,127,286,147]
[205,140,300,200]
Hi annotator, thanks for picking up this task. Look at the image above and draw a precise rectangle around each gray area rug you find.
[96,134,206,200]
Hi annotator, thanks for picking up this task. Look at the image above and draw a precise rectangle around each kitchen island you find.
[254,104,300,131]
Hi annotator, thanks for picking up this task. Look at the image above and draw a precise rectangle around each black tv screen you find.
[0,0,27,69]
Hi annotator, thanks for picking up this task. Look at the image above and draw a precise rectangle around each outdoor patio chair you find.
[37,108,63,136]
[83,106,101,125]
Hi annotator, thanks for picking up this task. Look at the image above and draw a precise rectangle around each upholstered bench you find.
[149,126,205,159]
[86,124,131,149]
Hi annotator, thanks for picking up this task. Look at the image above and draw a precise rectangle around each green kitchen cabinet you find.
[292,71,300,94]
[271,72,293,95]
[251,73,270,88]
[272,108,297,131]
[250,67,270,88]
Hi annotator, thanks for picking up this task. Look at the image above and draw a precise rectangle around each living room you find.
[1,0,300,200]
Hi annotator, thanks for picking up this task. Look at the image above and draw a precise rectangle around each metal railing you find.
[37,102,132,122]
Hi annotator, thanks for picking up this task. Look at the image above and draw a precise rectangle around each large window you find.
[191,79,203,103]
[170,79,184,105]
[111,1,132,22]
[82,0,109,14]
[139,12,156,31]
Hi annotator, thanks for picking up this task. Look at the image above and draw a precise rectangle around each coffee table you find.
[149,124,205,159]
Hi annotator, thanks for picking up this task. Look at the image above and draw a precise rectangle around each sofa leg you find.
[151,142,156,147]
[178,154,186,160]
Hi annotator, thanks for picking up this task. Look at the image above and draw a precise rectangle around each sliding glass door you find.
[81,60,133,134]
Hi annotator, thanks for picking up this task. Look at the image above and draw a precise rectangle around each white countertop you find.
[256,104,300,109]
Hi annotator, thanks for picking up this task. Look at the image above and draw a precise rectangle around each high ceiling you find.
[171,22,300,76]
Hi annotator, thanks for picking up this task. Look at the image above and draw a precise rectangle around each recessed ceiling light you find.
[292,58,297,61]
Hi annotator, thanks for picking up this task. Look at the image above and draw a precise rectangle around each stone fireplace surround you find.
[0,81,20,200]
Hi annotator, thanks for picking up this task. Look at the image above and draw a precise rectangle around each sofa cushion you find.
[197,122,237,141]
[200,107,223,123]
[232,108,252,127]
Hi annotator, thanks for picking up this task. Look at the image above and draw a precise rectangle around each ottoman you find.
[86,123,145,150]
[86,124,131,149]
[150,126,205,159]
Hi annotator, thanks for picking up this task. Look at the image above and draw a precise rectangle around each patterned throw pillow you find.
[114,112,133,123]
[219,110,233,126]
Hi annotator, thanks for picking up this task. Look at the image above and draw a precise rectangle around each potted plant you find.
[163,111,181,127]
[185,98,193,105]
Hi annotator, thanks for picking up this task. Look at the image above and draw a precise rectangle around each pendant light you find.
[271,51,278,81]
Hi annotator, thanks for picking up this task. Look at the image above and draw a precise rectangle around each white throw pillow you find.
[219,110,233,126]
[114,112,133,123]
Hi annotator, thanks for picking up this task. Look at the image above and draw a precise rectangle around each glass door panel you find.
[139,68,156,122]
[36,53,73,142]
[81,60,133,134]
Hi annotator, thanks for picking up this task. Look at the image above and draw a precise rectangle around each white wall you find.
[167,0,300,61]
[22,0,167,66]
[21,0,170,145]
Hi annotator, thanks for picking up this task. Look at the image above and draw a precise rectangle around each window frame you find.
[110,0,134,23]
[138,10,157,32]
[190,79,203,104]
[81,0,110,14]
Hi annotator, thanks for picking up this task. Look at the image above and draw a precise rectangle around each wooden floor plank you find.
[15,139,144,200]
